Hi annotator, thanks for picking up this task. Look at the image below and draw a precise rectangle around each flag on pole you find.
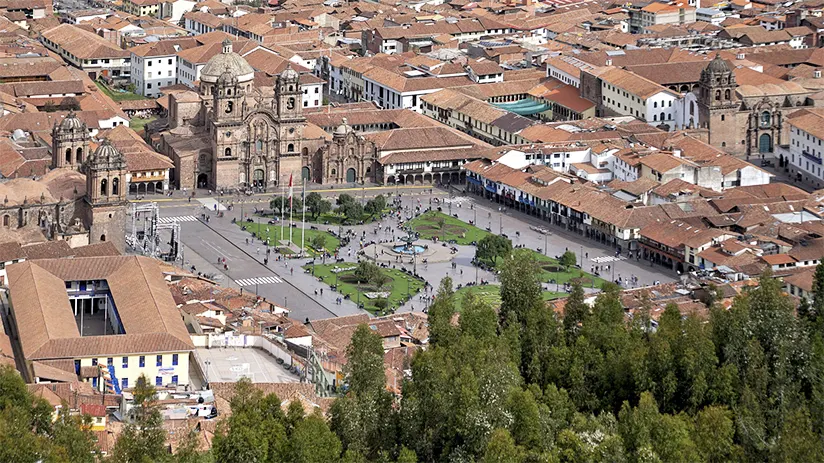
[288,174,294,244]
[288,174,294,209]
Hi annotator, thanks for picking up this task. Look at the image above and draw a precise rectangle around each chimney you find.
[736,52,745,60]
[605,58,613,66]
[815,69,822,79]
[673,149,682,158]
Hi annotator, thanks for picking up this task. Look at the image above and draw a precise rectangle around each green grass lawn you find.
[129,116,157,133]
[454,284,565,311]
[307,263,425,314]
[239,222,340,256]
[304,210,388,225]
[94,81,147,102]
[531,252,608,289]
[406,211,489,245]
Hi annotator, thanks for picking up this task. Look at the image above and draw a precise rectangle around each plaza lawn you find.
[307,210,388,225]
[454,284,565,312]
[94,81,147,102]
[307,263,425,314]
[239,222,340,256]
[129,115,157,133]
[406,211,488,245]
[532,252,608,289]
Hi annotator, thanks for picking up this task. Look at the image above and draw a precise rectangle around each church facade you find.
[697,54,814,158]
[0,112,128,252]
[159,40,379,191]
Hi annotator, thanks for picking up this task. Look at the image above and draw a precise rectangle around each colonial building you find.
[158,39,379,190]
[698,54,814,157]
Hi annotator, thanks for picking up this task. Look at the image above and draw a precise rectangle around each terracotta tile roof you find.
[6,256,193,360]
[599,67,676,99]
[41,24,129,59]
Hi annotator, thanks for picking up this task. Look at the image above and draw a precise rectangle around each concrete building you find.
[785,108,824,188]
[40,24,130,80]
[130,39,196,97]
[4,255,193,389]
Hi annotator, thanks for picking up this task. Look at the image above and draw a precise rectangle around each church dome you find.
[334,118,351,137]
[705,53,732,74]
[59,110,86,131]
[88,139,125,167]
[200,39,254,84]
[279,63,299,81]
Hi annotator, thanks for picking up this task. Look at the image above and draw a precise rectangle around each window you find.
[122,357,128,368]
[724,89,731,100]
[139,355,145,367]
[172,354,179,366]
[287,143,294,152]
[148,61,152,67]
[121,378,128,389]
[715,90,721,101]
[92,358,98,366]
[147,83,152,89]
[225,147,232,157]
[112,178,119,195]
[721,115,725,122]
[107,357,113,365]
[156,355,162,367]
[155,376,162,386]
[100,178,107,196]
[3,215,8,227]
[92,377,98,388]
[654,101,658,108]
[168,59,172,65]
[761,111,771,126]
[171,375,179,385]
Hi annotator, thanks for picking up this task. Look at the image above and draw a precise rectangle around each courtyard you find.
[195,347,298,384]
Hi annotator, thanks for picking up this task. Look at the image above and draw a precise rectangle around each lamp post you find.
[544,233,548,256]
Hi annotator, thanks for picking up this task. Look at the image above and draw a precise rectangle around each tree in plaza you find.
[305,192,332,220]
[112,374,168,463]
[475,234,512,266]
[559,250,577,270]
[433,215,446,230]
[371,271,392,291]
[354,261,381,285]
[309,234,327,252]
[337,193,356,206]
[270,196,287,215]
[331,324,397,459]
[340,201,365,224]
[364,195,386,218]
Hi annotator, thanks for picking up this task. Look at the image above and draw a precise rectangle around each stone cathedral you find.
[159,39,378,191]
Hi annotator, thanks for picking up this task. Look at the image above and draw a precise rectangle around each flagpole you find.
[280,182,285,243]
[289,175,294,245]
[301,178,306,256]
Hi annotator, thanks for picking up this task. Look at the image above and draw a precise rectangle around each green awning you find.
[493,99,550,116]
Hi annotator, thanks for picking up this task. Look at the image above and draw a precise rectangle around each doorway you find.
[197,173,208,188]
[346,168,356,183]
[759,133,773,153]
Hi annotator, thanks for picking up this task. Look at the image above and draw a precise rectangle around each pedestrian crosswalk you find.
[591,255,626,264]
[235,276,283,287]
[157,215,198,224]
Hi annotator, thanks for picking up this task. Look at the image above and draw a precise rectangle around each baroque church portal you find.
[159,40,378,191]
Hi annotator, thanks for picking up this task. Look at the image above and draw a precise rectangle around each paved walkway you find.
[157,186,675,320]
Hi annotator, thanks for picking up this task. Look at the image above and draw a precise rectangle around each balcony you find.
[802,150,823,165]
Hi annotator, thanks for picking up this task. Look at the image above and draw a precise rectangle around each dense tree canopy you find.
[5,255,824,462]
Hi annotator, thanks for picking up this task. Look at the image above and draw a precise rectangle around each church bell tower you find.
[52,110,90,170]
[698,54,739,151]
[83,139,127,252]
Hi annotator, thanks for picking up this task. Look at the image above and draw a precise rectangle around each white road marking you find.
[591,256,627,263]
[234,276,283,286]
[157,215,198,223]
